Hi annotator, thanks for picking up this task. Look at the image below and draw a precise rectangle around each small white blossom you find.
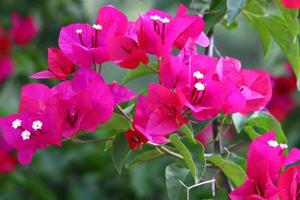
[92,24,102,30]
[32,120,43,131]
[267,140,279,148]
[194,82,205,91]
[21,130,31,141]
[160,17,170,24]
[12,119,22,129]
[150,15,160,21]
[280,143,288,150]
[76,29,83,34]
[193,71,204,79]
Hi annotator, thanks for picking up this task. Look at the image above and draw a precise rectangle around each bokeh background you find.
[0,0,299,199]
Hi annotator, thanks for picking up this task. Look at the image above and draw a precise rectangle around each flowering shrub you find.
[1,0,300,199]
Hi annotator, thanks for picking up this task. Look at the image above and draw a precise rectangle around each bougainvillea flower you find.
[32,48,76,80]
[0,57,14,83]
[280,0,300,8]
[0,112,62,164]
[230,131,300,199]
[0,83,63,164]
[217,57,272,114]
[10,12,37,45]
[59,6,128,68]
[177,55,226,120]
[0,135,17,173]
[125,129,148,150]
[133,83,187,144]
[53,68,114,137]
[277,166,300,200]
[136,4,206,57]
[106,36,148,69]
[0,27,12,57]
[109,81,136,105]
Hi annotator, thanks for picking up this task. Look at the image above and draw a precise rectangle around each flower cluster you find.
[0,5,272,167]
[230,131,300,200]
[0,12,37,83]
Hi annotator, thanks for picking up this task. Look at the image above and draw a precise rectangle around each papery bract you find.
[277,166,300,200]
[136,4,206,57]
[10,12,37,45]
[106,36,148,69]
[0,83,62,164]
[217,57,272,114]
[0,27,12,57]
[32,47,76,80]
[59,6,128,68]
[53,68,114,137]
[280,0,300,8]
[133,83,186,144]
[230,131,300,199]
[109,81,136,105]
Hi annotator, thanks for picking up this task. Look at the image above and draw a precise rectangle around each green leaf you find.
[111,133,131,174]
[121,63,157,84]
[204,0,227,32]
[243,1,272,55]
[244,125,260,140]
[170,135,206,183]
[98,113,131,131]
[179,123,195,143]
[232,113,248,133]
[227,0,246,25]
[263,15,300,89]
[247,111,287,144]
[275,0,299,38]
[125,149,163,167]
[165,163,189,200]
[208,154,246,187]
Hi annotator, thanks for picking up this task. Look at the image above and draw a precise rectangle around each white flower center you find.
[92,24,102,30]
[12,119,22,129]
[193,71,204,79]
[21,130,31,140]
[280,143,288,150]
[32,120,43,131]
[76,29,83,34]
[194,82,205,91]
[150,15,170,24]
[267,140,279,148]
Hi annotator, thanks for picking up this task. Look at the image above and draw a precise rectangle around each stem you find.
[70,136,114,144]
[116,105,133,122]
[144,63,159,73]
[156,145,183,160]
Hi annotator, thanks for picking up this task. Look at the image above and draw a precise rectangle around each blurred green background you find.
[0,0,299,199]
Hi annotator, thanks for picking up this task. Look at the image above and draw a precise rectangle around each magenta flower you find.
[58,5,128,68]
[217,57,272,114]
[280,0,300,8]
[53,68,114,137]
[32,47,76,80]
[106,36,149,69]
[0,83,63,164]
[277,166,300,200]
[230,131,300,199]
[0,135,17,173]
[0,56,14,83]
[133,83,187,144]
[136,4,207,57]
[10,12,37,45]
[108,81,136,105]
